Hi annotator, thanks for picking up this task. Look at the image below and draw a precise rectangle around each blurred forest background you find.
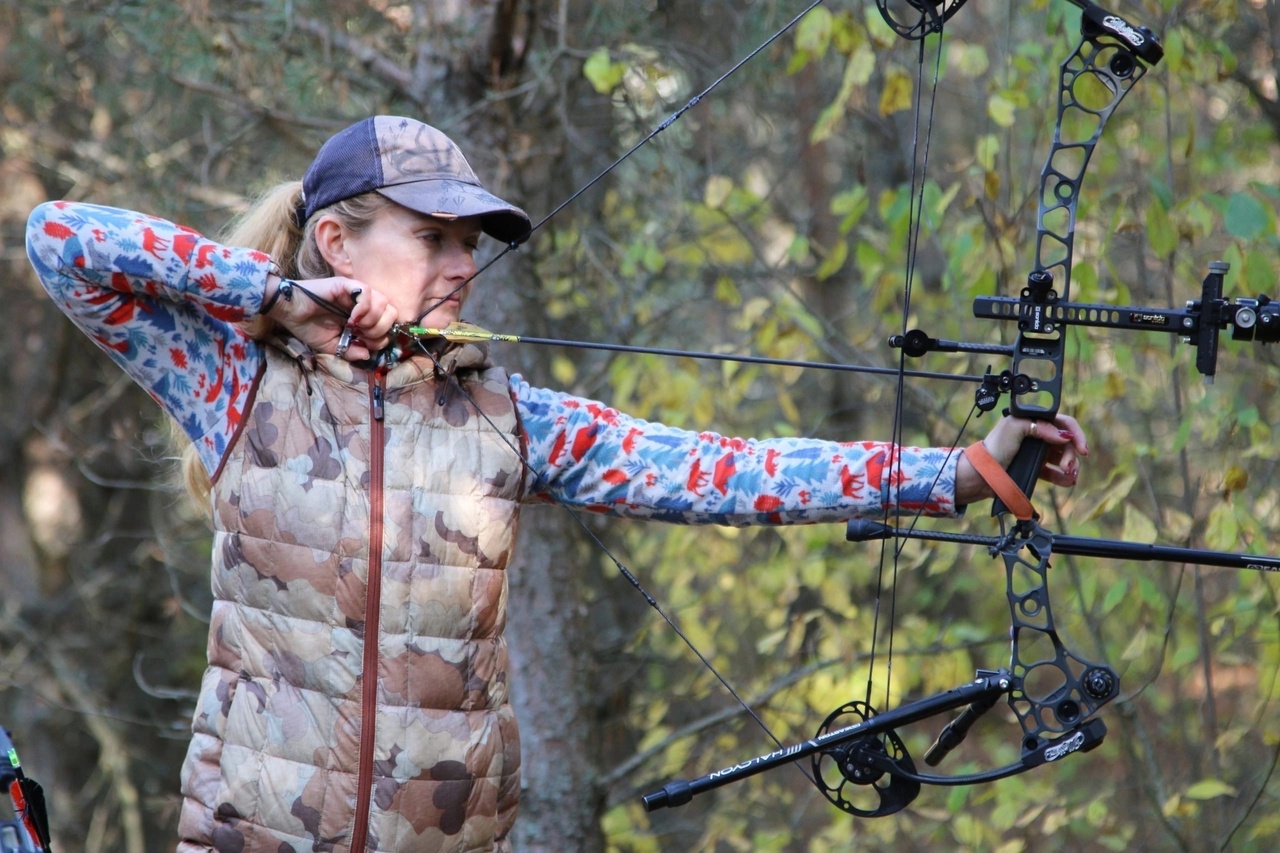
[3,0,1280,850]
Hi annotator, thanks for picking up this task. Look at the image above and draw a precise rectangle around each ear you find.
[314,215,354,276]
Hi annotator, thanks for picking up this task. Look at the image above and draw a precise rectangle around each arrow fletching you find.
[406,321,520,343]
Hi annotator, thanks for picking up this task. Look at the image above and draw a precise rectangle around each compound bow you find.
[623,0,1279,818]
[354,0,1274,824]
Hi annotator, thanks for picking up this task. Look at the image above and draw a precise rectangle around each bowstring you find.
[865,19,953,713]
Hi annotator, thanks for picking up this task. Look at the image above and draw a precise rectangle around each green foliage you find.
[580,1,1280,850]
[7,0,1280,849]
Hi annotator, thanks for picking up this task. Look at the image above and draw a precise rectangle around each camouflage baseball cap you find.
[300,116,532,244]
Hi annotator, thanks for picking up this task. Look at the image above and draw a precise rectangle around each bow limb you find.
[998,3,1159,507]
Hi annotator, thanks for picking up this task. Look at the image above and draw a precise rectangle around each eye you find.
[418,230,443,245]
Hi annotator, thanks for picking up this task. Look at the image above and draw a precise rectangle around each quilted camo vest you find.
[177,336,526,853]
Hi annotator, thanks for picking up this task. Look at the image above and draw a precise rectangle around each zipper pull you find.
[372,380,385,421]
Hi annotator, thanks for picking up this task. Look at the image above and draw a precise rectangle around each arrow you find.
[404,321,986,384]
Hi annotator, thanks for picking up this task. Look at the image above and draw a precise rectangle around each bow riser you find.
[1001,14,1158,503]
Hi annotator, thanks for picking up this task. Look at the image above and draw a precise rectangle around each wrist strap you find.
[962,441,1036,521]
[261,278,294,316]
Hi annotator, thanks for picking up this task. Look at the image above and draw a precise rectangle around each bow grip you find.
[991,437,1046,517]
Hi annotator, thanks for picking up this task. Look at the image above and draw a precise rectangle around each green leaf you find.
[830,186,869,234]
[975,133,1000,171]
[1101,578,1129,615]
[951,43,990,77]
[582,48,627,94]
[1122,505,1157,545]
[1148,175,1174,210]
[815,238,849,281]
[1146,198,1176,257]
[786,236,811,264]
[642,244,665,274]
[1223,192,1270,240]
[1246,247,1278,292]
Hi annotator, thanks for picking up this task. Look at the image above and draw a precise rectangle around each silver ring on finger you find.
[336,328,354,359]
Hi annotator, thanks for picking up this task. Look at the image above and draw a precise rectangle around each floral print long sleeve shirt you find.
[26,201,963,525]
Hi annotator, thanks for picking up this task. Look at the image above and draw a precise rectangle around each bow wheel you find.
[811,701,921,817]
[876,0,971,40]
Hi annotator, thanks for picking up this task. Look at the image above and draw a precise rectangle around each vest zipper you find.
[352,369,387,853]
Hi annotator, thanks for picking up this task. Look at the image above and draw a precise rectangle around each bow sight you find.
[971,261,1280,386]
[900,260,1280,411]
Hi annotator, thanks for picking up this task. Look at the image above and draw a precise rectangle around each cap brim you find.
[377,181,532,245]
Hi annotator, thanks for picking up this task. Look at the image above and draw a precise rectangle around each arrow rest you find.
[811,701,921,817]
[975,368,1015,413]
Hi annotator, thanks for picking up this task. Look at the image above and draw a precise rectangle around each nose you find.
[445,243,477,281]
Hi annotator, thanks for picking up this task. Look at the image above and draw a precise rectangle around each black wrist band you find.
[261,278,294,315]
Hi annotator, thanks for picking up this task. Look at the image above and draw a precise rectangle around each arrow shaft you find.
[437,329,983,383]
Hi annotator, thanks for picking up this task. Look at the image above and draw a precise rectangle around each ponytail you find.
[176,181,305,507]
[220,181,306,277]
[176,184,395,506]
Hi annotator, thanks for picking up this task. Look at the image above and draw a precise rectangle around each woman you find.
[26,116,1085,853]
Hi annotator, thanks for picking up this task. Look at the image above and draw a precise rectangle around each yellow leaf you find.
[1104,371,1126,399]
[815,238,849,281]
[1223,464,1249,493]
[848,44,876,86]
[793,5,833,56]
[984,170,1001,200]
[1204,503,1239,551]
[1184,779,1238,800]
[879,67,914,116]
[551,355,577,386]
[1162,508,1194,542]
[777,386,801,423]
[1122,504,1157,544]
[714,275,741,307]
[1120,625,1149,661]
[703,175,733,209]
[987,93,1017,127]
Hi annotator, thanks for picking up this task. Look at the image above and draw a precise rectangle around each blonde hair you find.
[177,183,396,504]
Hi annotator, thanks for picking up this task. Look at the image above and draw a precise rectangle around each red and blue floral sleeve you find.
[511,376,962,525]
[26,201,268,474]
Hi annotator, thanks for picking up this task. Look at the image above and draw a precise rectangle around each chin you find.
[419,308,461,328]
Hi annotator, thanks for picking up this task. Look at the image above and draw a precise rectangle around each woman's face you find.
[330,204,483,328]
